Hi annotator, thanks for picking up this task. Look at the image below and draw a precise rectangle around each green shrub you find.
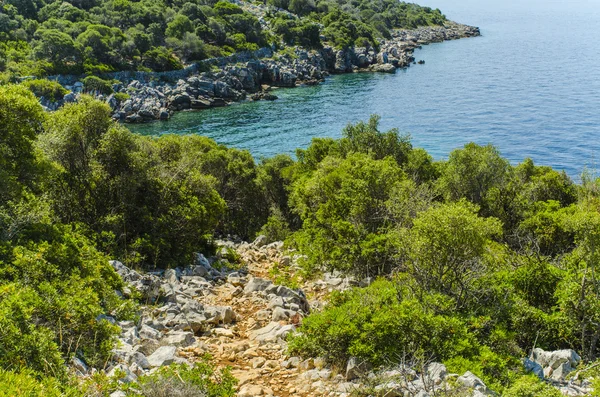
[142,47,184,72]
[40,102,226,269]
[82,76,114,95]
[502,375,562,397]
[132,360,237,397]
[259,211,292,243]
[444,346,522,393]
[288,279,477,367]
[21,79,68,101]
[290,153,405,276]
[0,369,78,397]
[113,92,130,102]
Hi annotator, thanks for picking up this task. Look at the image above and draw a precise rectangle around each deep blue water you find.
[129,0,600,178]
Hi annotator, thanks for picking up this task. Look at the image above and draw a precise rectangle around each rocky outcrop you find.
[39,22,479,122]
[523,348,592,395]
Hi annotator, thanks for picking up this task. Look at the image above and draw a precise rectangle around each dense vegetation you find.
[4,83,600,394]
[0,0,446,78]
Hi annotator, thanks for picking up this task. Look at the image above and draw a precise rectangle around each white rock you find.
[147,345,177,367]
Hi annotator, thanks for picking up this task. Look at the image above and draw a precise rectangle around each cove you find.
[129,0,600,179]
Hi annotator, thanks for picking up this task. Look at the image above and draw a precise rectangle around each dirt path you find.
[179,241,351,397]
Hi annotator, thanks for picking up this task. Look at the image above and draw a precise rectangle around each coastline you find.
[44,22,480,123]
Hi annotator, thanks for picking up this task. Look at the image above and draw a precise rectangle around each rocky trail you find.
[102,237,595,397]
[104,237,359,397]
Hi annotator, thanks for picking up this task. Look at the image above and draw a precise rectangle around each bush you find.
[0,369,77,397]
[502,375,563,397]
[82,75,114,95]
[142,47,183,72]
[40,102,226,269]
[290,153,405,276]
[133,361,237,397]
[288,279,477,366]
[113,92,130,102]
[21,79,68,101]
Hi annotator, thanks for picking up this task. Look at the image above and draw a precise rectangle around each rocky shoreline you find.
[45,22,480,123]
[88,237,593,397]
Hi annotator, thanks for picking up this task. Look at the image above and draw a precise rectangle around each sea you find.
[128,0,600,179]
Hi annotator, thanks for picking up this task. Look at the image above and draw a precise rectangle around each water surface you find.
[129,0,600,178]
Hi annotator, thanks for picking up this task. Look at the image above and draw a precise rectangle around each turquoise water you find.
[129,0,600,178]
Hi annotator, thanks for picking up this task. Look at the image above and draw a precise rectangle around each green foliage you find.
[502,375,563,397]
[1,0,448,76]
[0,368,79,397]
[402,200,502,308]
[279,117,600,392]
[0,84,45,203]
[132,360,237,397]
[3,83,600,397]
[82,75,114,95]
[113,92,130,102]
[21,79,68,101]
[142,46,183,72]
[321,9,378,49]
[289,279,477,366]
[291,153,405,276]
[437,143,511,210]
[39,99,226,268]
[444,347,523,393]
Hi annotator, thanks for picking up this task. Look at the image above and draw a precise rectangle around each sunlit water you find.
[129,0,600,178]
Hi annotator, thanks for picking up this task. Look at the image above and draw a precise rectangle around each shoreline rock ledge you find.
[44,22,479,123]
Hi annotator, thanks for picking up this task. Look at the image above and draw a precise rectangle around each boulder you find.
[253,235,268,247]
[249,322,295,343]
[377,52,389,64]
[530,348,581,382]
[345,356,372,380]
[523,357,544,379]
[138,324,161,340]
[272,306,295,321]
[159,108,170,120]
[163,269,178,284]
[244,277,273,294]
[63,92,77,103]
[163,331,196,347]
[426,362,447,385]
[204,306,235,324]
[129,352,151,370]
[147,345,177,367]
[239,384,264,397]
[194,253,211,268]
[184,312,206,332]
[72,357,88,375]
[108,364,137,383]
[457,371,489,394]
[370,63,396,73]
[190,99,212,109]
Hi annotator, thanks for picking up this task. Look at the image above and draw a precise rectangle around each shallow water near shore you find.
[129,0,600,178]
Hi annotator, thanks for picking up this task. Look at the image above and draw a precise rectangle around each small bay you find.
[129,0,600,178]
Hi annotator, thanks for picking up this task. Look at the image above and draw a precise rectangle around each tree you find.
[32,29,80,71]
[291,153,405,276]
[438,143,511,209]
[165,14,194,40]
[403,200,502,308]
[0,85,45,204]
[339,114,412,165]
[288,0,315,16]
